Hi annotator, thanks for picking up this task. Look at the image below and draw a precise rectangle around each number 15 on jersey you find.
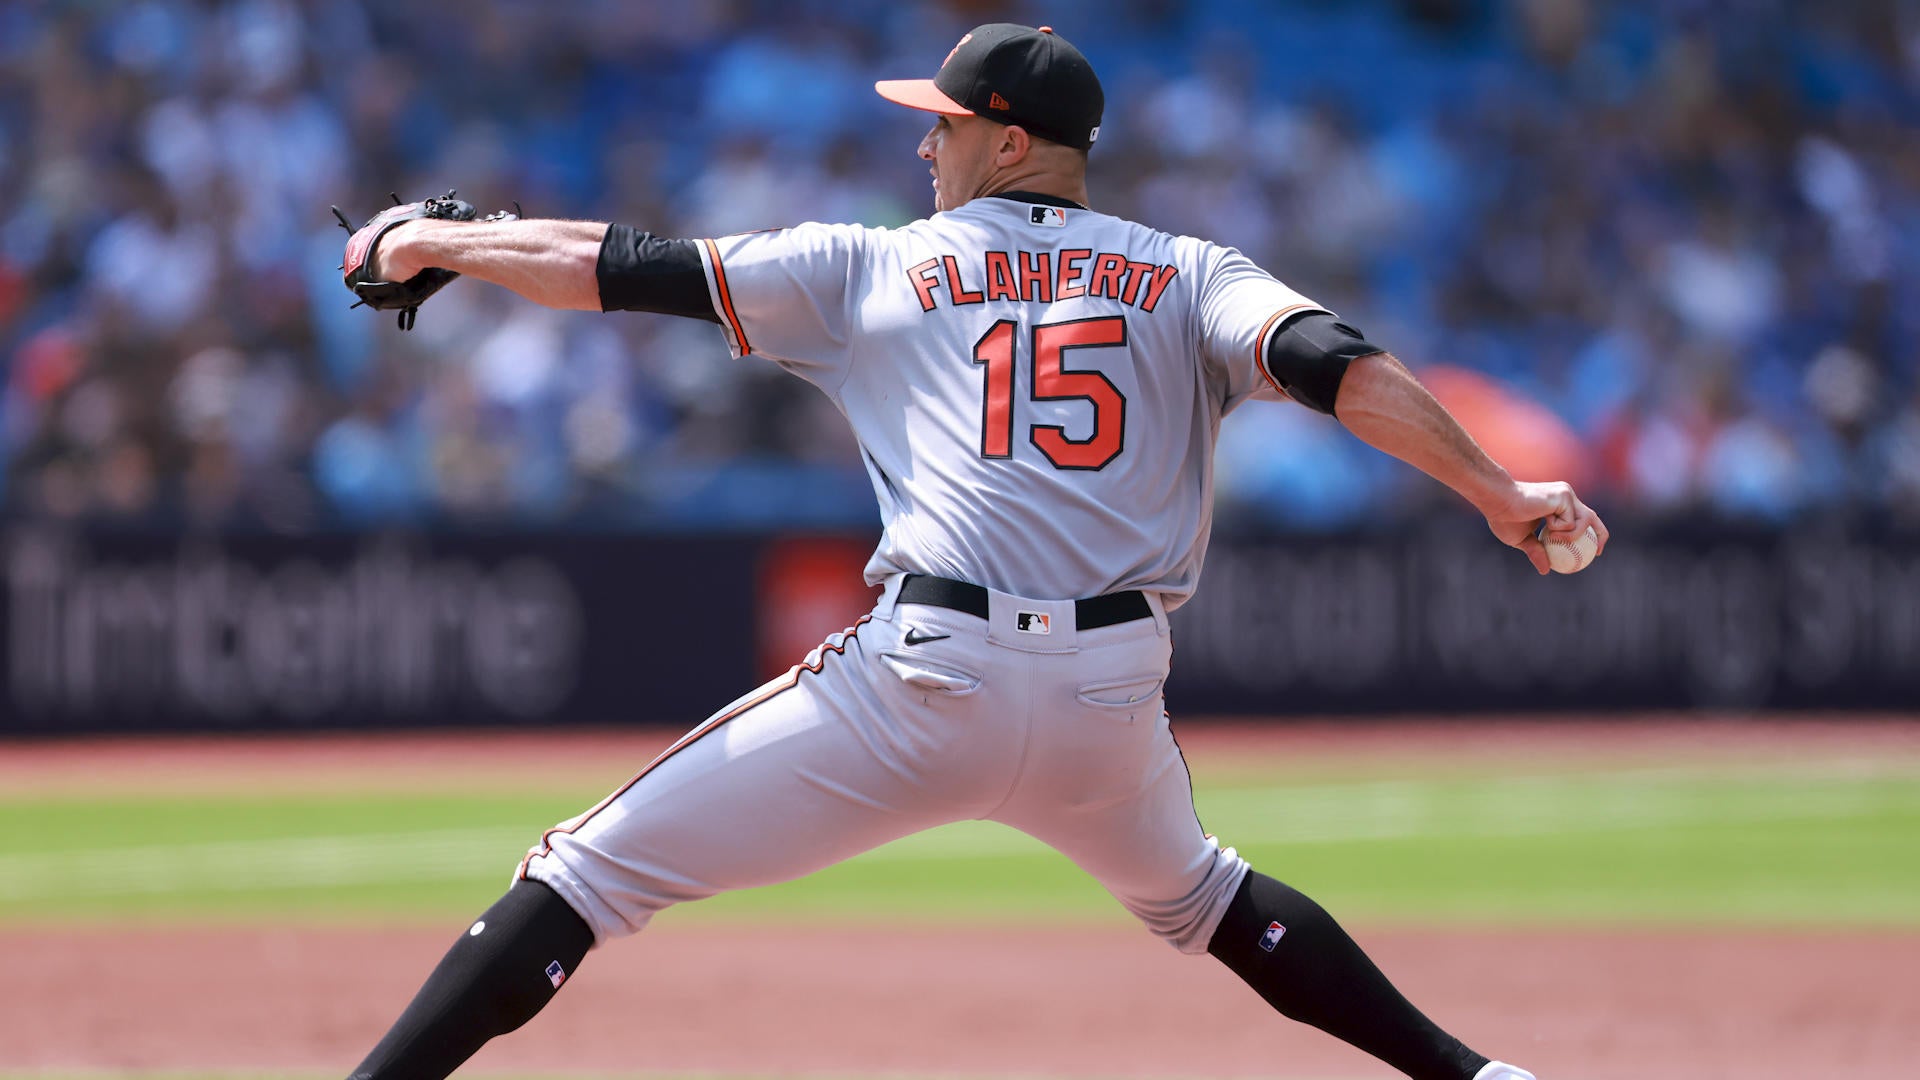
[972,315,1129,471]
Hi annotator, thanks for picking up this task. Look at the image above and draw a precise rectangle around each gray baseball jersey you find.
[695,196,1327,608]
[520,194,1326,961]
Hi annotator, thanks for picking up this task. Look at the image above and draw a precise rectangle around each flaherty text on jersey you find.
[907,249,1180,313]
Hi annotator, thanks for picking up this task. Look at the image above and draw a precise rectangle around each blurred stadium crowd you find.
[4,0,1919,533]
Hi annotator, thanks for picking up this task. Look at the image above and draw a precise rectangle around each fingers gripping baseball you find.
[1482,480,1608,576]
[333,190,521,330]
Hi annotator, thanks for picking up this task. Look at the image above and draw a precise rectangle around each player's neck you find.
[976,171,1089,210]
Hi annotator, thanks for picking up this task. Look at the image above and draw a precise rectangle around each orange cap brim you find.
[874,79,972,116]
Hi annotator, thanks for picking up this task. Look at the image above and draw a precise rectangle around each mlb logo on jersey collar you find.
[1029,205,1068,227]
[1016,611,1052,634]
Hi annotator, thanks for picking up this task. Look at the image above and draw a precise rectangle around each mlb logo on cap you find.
[1259,921,1286,952]
[1016,611,1052,634]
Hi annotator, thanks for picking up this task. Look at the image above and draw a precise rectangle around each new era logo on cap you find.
[989,91,1011,110]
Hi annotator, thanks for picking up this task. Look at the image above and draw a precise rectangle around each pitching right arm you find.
[1332,351,1609,574]
[1194,245,1607,574]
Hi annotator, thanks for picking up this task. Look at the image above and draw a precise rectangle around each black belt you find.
[897,574,1151,630]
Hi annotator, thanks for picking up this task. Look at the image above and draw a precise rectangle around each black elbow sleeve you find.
[1262,312,1384,415]
[596,224,720,322]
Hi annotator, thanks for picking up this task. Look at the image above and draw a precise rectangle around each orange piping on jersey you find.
[1164,709,1210,839]
[703,238,751,356]
[517,617,872,881]
[1252,303,1317,398]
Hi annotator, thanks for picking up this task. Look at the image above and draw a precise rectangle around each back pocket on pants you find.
[879,652,984,696]
[1075,674,1164,709]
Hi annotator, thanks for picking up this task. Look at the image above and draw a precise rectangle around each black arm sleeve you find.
[1262,311,1385,415]
[595,224,720,322]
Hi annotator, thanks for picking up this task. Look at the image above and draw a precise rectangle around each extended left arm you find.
[365,216,723,320]
[374,218,609,311]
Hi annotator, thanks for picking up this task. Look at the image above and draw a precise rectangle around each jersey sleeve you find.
[697,222,867,391]
[1194,244,1332,413]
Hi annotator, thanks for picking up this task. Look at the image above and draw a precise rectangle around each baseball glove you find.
[333,191,519,330]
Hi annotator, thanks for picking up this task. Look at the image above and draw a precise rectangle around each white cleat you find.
[1472,1064,1538,1080]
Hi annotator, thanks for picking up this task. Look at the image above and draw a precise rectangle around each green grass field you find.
[3,736,1917,1080]
[5,754,1916,928]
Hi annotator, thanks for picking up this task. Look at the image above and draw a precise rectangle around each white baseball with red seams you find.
[518,195,1333,955]
[1544,525,1600,574]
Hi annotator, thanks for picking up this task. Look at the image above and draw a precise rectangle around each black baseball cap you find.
[875,23,1104,150]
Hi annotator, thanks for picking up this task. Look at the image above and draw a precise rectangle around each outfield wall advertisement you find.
[1167,522,1920,713]
[3,524,1916,734]
[0,529,763,735]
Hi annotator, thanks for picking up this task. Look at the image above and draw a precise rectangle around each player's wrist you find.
[380,218,473,282]
[372,222,429,282]
[1461,469,1522,519]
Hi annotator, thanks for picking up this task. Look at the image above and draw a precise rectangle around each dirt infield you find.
[5,719,1918,1078]
[5,923,1917,1078]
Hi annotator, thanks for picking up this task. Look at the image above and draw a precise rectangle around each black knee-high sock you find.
[1208,871,1489,1080]
[348,879,594,1080]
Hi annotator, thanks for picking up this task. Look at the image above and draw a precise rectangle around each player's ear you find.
[997,124,1032,166]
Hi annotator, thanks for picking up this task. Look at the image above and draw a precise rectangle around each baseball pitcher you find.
[337,23,1605,1080]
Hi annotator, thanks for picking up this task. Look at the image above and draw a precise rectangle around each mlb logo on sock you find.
[546,960,568,988]
[1259,921,1286,952]
[1016,611,1052,634]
